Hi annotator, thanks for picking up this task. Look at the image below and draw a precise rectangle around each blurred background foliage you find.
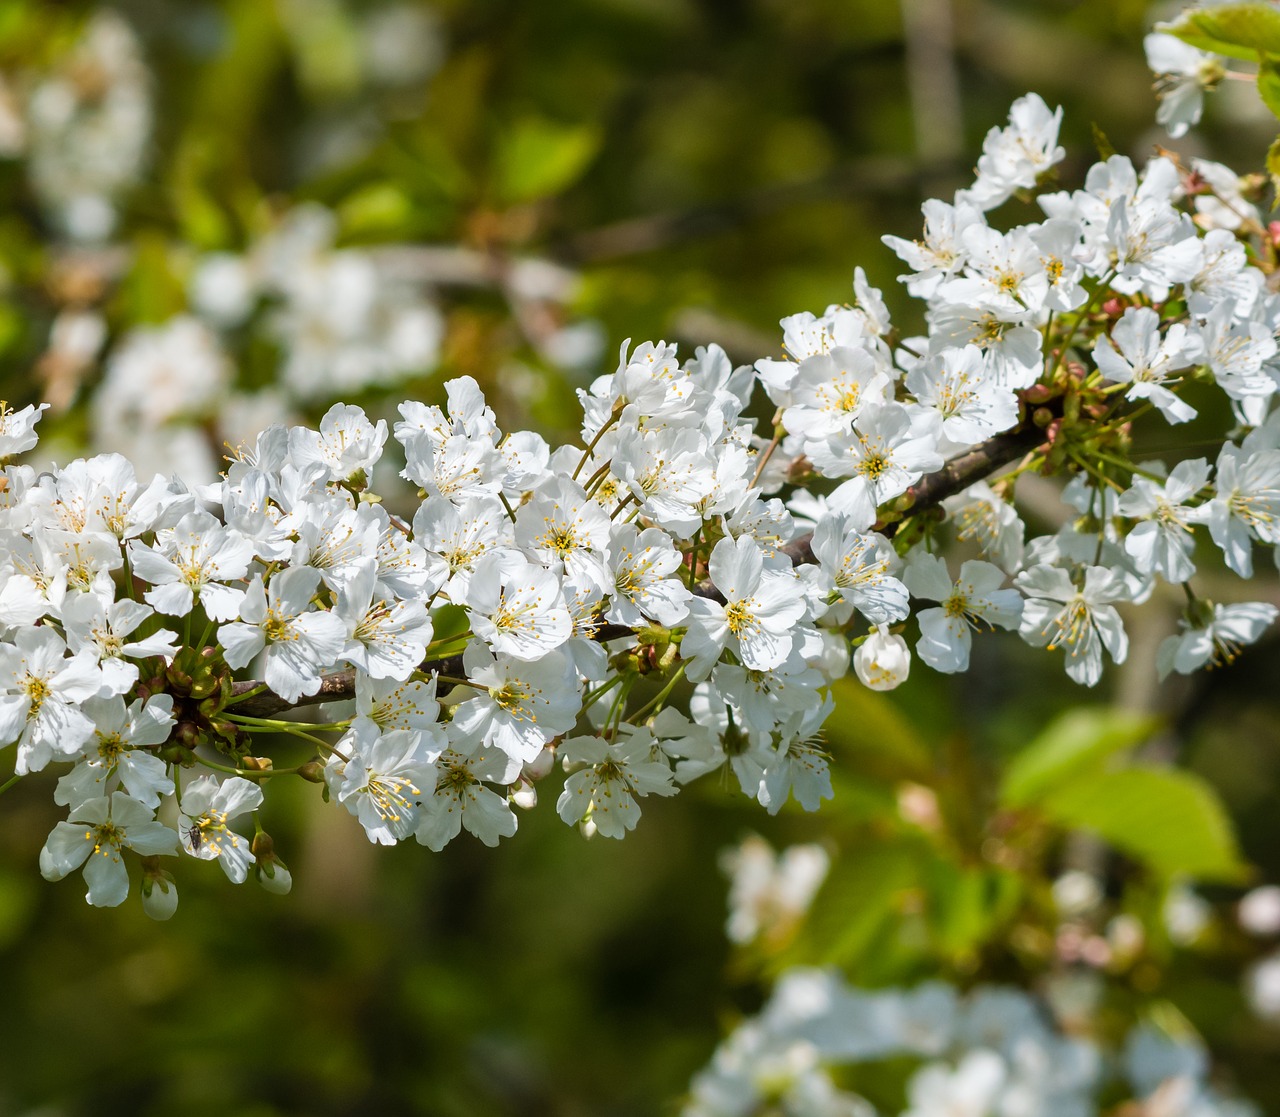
[1,0,1280,1114]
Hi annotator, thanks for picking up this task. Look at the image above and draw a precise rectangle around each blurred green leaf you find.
[1039,766,1248,882]
[280,0,362,100]
[1000,708,1159,808]
[338,182,414,238]
[825,676,934,782]
[1259,56,1280,120]
[1268,134,1280,197]
[191,0,285,141]
[1159,3,1280,60]
[788,844,918,967]
[493,117,602,206]
[923,857,1021,960]
[117,233,186,325]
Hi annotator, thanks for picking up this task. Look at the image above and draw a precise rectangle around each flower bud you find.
[251,831,293,895]
[141,868,179,921]
[853,626,910,691]
[254,858,293,896]
[524,747,555,781]
[510,777,537,811]
[297,758,327,783]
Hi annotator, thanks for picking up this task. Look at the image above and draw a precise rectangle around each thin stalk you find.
[749,412,784,487]
[226,684,268,707]
[1047,270,1115,381]
[627,662,687,724]
[572,413,620,480]
[686,528,702,589]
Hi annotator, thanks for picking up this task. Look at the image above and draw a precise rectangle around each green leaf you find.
[1269,135,1280,199]
[826,676,935,782]
[493,117,601,205]
[338,183,414,238]
[1159,4,1280,60]
[923,858,1022,960]
[788,845,918,967]
[1259,55,1280,120]
[1040,767,1248,882]
[1000,708,1159,808]
[1090,122,1116,162]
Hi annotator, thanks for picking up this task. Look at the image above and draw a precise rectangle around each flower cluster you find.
[3,74,1280,917]
[683,967,1256,1117]
[0,10,151,241]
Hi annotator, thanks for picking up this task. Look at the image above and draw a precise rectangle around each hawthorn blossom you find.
[129,508,255,621]
[1115,459,1210,583]
[1157,601,1278,678]
[448,643,580,765]
[904,553,1023,673]
[1016,565,1129,686]
[0,627,104,774]
[54,694,175,810]
[1092,306,1197,424]
[682,535,808,681]
[40,791,178,908]
[556,729,678,838]
[178,775,263,883]
[219,567,347,704]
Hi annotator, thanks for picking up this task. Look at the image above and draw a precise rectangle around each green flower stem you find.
[0,773,21,798]
[226,714,352,733]
[627,662,687,725]
[603,675,632,736]
[435,675,483,690]
[749,411,785,487]
[572,411,621,480]
[1069,450,1123,492]
[225,684,268,706]
[686,528,702,589]
[610,492,637,521]
[194,756,308,780]
[1047,269,1115,381]
[582,458,615,498]
[582,673,624,711]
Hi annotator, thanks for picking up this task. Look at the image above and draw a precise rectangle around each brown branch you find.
[228,415,1050,718]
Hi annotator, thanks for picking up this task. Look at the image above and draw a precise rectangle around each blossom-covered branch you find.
[5,57,1280,921]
